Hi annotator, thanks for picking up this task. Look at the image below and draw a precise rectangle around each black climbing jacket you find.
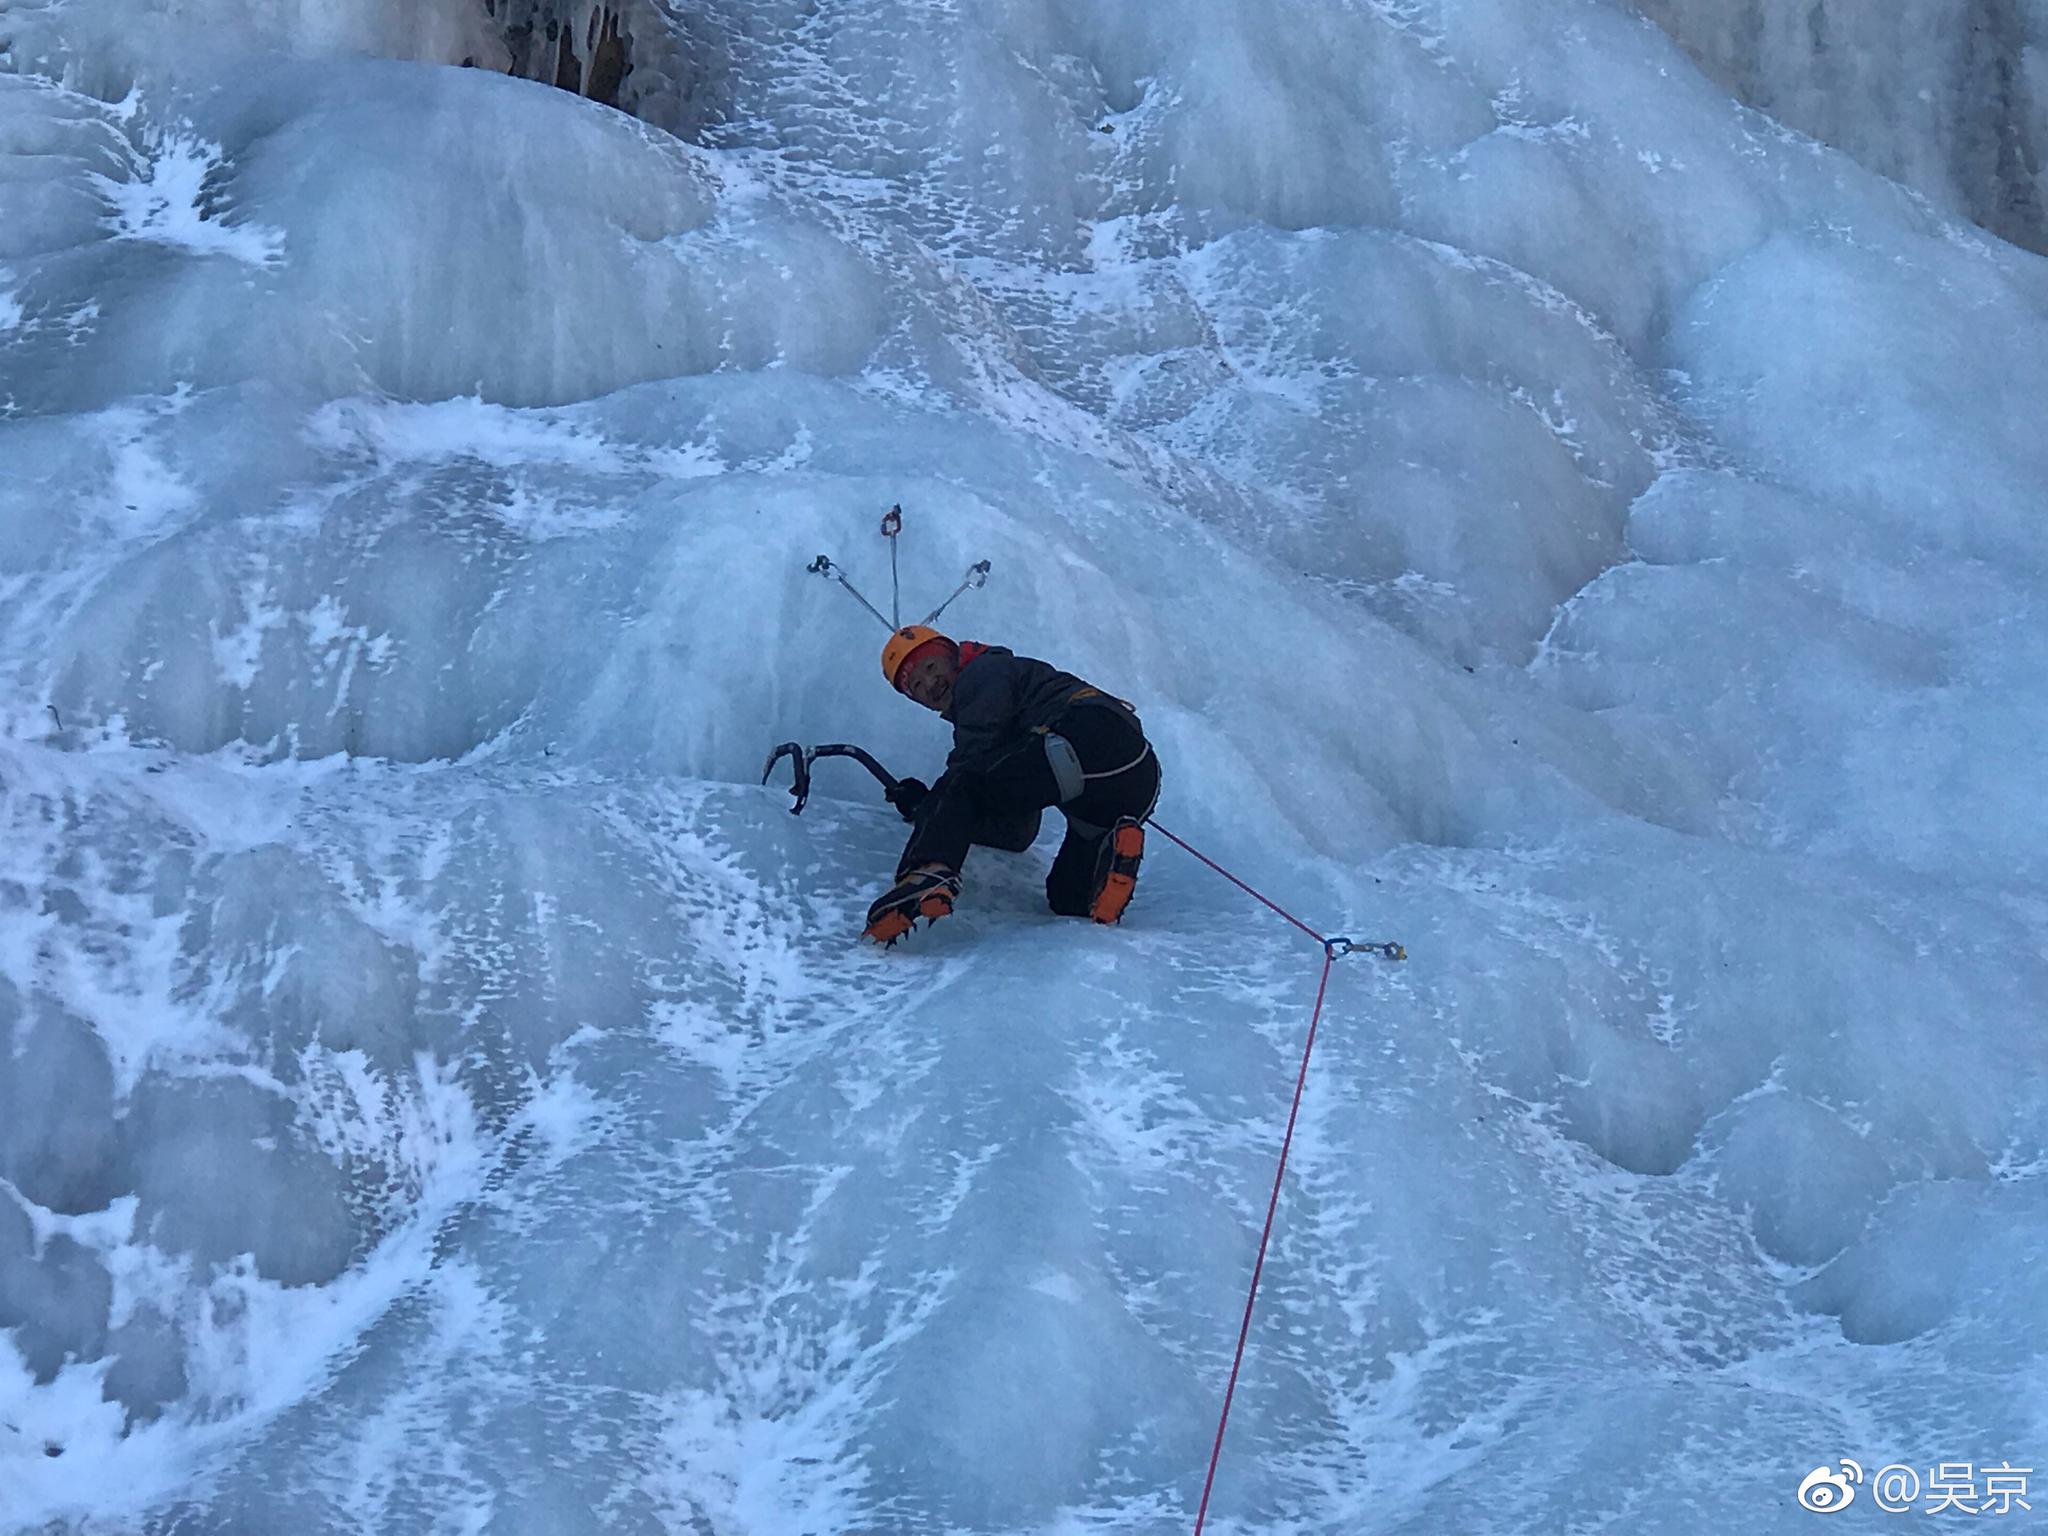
[941,645,1133,775]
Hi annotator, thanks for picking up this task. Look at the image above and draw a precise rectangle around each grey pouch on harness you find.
[1042,731,1087,804]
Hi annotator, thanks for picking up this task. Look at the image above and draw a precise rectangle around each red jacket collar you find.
[956,640,990,668]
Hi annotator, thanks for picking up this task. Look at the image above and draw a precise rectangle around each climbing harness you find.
[808,504,992,633]
[1143,818,1403,1534]
[1038,731,1157,812]
[1036,689,1155,805]
[1041,730,1088,802]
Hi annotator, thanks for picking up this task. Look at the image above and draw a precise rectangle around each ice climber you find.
[863,625,1161,945]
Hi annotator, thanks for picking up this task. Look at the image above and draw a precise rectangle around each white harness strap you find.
[1082,741,1154,782]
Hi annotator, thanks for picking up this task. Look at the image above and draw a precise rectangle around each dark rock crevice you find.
[465,0,733,138]
[1631,0,2048,254]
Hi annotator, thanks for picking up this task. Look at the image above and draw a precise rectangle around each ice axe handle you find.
[810,743,901,792]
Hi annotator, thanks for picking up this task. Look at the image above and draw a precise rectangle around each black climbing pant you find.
[897,703,1161,916]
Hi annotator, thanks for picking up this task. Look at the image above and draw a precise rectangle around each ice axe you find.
[761,742,904,816]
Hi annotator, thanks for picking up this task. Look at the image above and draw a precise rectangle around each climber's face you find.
[901,649,958,713]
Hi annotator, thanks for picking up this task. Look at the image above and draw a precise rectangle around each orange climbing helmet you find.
[881,625,957,691]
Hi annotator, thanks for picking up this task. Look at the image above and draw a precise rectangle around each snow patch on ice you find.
[92,130,284,268]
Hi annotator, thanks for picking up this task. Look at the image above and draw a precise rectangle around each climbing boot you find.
[863,864,961,945]
[1088,819,1145,924]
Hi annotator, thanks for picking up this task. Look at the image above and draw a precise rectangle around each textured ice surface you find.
[2,0,2046,1532]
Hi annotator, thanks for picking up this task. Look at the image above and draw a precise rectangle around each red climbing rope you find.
[1144,819,1401,1535]
[1192,944,1337,1535]
[1145,819,1328,945]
